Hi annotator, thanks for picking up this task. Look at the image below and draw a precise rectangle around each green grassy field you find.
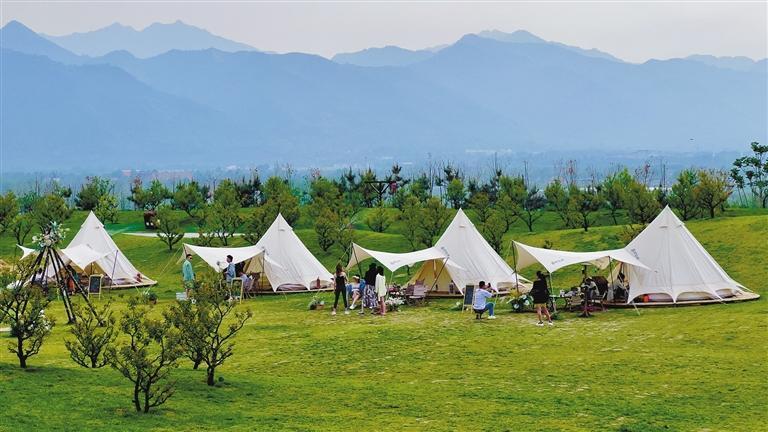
[0,209,766,431]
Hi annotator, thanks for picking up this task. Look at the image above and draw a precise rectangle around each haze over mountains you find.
[1,20,765,170]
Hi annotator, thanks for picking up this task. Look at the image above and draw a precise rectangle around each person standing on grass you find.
[224,255,236,282]
[472,281,496,319]
[332,264,349,316]
[532,271,554,326]
[182,253,195,296]
[375,266,387,315]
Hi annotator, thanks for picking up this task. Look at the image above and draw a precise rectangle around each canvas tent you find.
[184,213,333,292]
[513,242,650,273]
[346,243,450,274]
[66,212,155,288]
[409,209,530,296]
[621,206,749,303]
[19,244,109,279]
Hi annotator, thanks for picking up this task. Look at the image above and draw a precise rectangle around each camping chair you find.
[588,290,607,311]
[407,285,428,306]
[242,273,262,298]
[564,290,583,312]
[229,279,242,301]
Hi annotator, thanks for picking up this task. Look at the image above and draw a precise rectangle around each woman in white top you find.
[375,265,387,315]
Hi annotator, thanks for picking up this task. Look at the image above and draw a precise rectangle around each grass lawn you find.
[0,210,766,431]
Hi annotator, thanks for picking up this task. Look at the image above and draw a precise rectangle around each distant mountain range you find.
[42,20,257,58]
[1,20,765,170]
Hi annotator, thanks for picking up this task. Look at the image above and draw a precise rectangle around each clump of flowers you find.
[384,297,404,312]
[510,293,533,312]
[32,221,69,249]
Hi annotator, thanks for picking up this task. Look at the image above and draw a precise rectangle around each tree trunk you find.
[709,207,715,219]
[133,382,142,412]
[17,337,26,368]
[144,388,150,413]
[207,367,215,386]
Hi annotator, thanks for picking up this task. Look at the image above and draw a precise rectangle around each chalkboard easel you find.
[88,275,103,299]
[462,285,475,311]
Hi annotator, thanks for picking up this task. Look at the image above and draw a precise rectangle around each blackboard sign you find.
[88,275,103,297]
[463,285,475,310]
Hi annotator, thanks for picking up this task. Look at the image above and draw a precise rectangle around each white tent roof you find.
[19,244,109,275]
[67,212,155,286]
[346,243,451,273]
[513,241,650,273]
[254,213,333,290]
[182,243,283,271]
[623,206,747,303]
[428,209,529,293]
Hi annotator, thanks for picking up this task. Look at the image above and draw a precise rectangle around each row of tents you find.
[21,207,754,305]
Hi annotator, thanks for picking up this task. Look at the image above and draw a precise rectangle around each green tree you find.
[31,194,72,231]
[469,192,492,225]
[366,204,393,233]
[0,261,55,368]
[314,208,338,252]
[445,178,466,209]
[419,197,450,247]
[165,283,252,386]
[65,303,116,369]
[11,214,33,246]
[694,169,732,219]
[107,299,182,413]
[75,176,113,211]
[173,181,206,218]
[514,186,547,232]
[208,180,242,246]
[625,180,661,225]
[242,206,271,244]
[129,178,170,211]
[602,168,632,224]
[669,169,699,221]
[0,191,19,233]
[154,206,184,251]
[730,142,767,208]
[95,193,119,224]
[261,177,300,225]
[399,196,423,250]
[480,210,506,253]
[544,179,573,228]
[568,185,602,232]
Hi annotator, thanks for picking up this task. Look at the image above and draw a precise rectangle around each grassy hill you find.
[0,209,765,431]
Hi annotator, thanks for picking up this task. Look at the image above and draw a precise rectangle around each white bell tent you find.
[67,212,155,288]
[409,209,530,295]
[622,206,749,303]
[184,213,333,292]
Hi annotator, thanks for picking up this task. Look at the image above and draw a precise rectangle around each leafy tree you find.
[310,177,353,251]
[410,173,431,203]
[625,180,661,225]
[669,169,699,221]
[0,261,55,368]
[75,176,113,211]
[261,177,300,225]
[242,206,271,244]
[165,283,251,386]
[568,185,602,232]
[95,193,119,224]
[480,210,507,253]
[495,195,518,232]
[515,186,547,232]
[445,178,466,209]
[359,168,379,207]
[544,179,573,228]
[399,196,423,250]
[31,194,72,231]
[173,181,206,218]
[11,214,33,246]
[314,208,338,252]
[65,303,116,368]
[154,206,184,251]
[192,206,217,247]
[469,192,492,225]
[602,169,632,224]
[419,197,450,247]
[0,191,19,233]
[18,191,39,213]
[164,299,206,370]
[107,299,182,413]
[208,180,242,246]
[731,142,767,208]
[129,178,170,211]
[694,169,732,219]
[366,204,393,233]
[234,172,262,207]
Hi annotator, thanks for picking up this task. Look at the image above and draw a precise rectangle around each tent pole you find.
[109,251,119,290]
[350,243,365,311]
[430,257,448,294]
[511,241,520,297]
[607,257,615,306]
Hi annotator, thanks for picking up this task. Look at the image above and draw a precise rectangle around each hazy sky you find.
[2,1,766,62]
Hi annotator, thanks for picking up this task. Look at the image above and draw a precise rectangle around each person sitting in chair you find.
[472,281,496,320]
